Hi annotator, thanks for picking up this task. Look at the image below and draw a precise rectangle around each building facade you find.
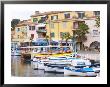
[13,11,100,50]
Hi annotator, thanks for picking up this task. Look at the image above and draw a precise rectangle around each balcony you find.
[36,29,47,33]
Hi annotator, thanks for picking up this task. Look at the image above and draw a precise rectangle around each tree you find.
[63,32,72,46]
[45,35,50,45]
[11,19,20,30]
[95,16,100,28]
[75,22,89,42]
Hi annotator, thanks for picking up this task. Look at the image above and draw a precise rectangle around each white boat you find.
[92,67,100,73]
[32,62,38,70]
[89,63,100,73]
[54,66,64,73]
[37,61,45,70]
[71,59,91,66]
[44,66,56,72]
[64,67,97,77]
[44,64,66,73]
[11,42,21,56]
[11,48,21,56]
[32,57,39,62]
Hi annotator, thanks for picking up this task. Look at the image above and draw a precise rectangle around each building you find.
[83,14,100,51]
[13,11,100,51]
[27,22,38,42]
[30,11,47,38]
[13,20,29,43]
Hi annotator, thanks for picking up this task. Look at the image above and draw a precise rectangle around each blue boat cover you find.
[75,68,94,72]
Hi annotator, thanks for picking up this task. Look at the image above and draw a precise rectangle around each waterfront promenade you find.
[77,50,100,61]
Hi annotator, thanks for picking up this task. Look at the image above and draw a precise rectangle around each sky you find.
[5,4,101,21]
[5,4,46,21]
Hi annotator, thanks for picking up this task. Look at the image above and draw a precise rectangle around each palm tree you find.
[63,32,72,46]
[60,34,65,46]
[45,35,49,45]
[75,22,89,49]
[45,35,52,54]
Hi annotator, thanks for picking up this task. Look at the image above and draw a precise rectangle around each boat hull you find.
[64,68,97,77]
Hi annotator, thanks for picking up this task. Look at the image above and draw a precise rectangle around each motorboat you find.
[90,63,100,73]
[64,67,97,77]
[44,64,66,73]
[11,48,21,56]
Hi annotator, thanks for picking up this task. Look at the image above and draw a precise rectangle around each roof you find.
[15,19,37,27]
[30,11,72,17]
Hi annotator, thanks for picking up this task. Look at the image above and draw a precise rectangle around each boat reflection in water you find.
[11,56,64,77]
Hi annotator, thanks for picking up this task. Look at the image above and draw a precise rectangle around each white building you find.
[84,17,100,49]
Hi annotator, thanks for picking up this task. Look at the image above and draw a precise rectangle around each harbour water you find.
[11,54,100,77]
[11,56,64,77]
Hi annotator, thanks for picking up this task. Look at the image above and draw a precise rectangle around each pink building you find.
[27,23,38,41]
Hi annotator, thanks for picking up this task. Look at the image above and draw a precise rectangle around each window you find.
[64,13,70,19]
[50,23,54,28]
[17,35,20,38]
[38,27,45,30]
[77,11,85,19]
[41,17,46,20]
[29,26,35,30]
[31,34,34,39]
[62,22,67,28]
[29,26,31,30]
[50,32,55,37]
[51,15,58,20]
[33,18,38,22]
[32,26,35,30]
[17,28,20,32]
[93,30,99,35]
[73,22,78,29]
[94,11,100,16]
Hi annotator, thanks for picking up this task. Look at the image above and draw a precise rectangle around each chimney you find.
[35,11,39,14]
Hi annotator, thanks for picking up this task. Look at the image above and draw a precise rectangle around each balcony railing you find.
[36,29,47,33]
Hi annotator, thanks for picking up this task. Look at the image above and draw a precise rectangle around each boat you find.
[92,67,100,73]
[44,64,66,73]
[11,48,21,56]
[90,63,100,73]
[54,66,65,73]
[11,42,21,56]
[64,67,97,77]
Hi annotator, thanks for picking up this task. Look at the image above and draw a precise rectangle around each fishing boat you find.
[44,64,66,73]
[90,63,100,73]
[11,48,21,56]
[64,67,97,77]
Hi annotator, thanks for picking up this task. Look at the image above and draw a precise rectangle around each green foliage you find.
[95,16,100,28]
[62,32,72,46]
[45,35,50,45]
[11,19,20,30]
[75,22,89,42]
[33,18,38,22]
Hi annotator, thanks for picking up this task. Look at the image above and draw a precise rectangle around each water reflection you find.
[11,56,64,77]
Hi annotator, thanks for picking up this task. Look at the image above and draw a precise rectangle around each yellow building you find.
[30,11,100,51]
[13,20,29,43]
[14,11,99,42]
[46,11,95,41]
